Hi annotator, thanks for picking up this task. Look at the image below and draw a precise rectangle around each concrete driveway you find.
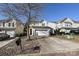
[38,37,79,53]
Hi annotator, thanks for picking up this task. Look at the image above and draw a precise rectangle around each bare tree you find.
[0,3,19,19]
[13,3,43,40]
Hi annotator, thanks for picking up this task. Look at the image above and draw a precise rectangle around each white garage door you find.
[36,30,49,36]
[7,31,15,37]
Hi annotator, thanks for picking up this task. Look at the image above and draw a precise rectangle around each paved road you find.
[38,37,79,53]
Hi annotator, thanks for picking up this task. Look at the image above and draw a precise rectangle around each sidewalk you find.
[0,38,16,48]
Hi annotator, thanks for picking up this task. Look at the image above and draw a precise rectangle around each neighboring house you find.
[0,18,24,37]
[56,17,79,33]
[29,20,51,37]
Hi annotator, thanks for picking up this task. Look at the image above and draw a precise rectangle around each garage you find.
[35,30,49,36]
[30,26,50,37]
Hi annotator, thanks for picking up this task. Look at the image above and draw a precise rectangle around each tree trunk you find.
[27,4,31,40]
[27,24,30,40]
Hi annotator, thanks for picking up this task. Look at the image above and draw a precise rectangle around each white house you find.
[29,20,51,37]
[56,17,79,33]
[0,18,24,37]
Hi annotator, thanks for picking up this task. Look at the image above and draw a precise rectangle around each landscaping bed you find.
[53,35,79,42]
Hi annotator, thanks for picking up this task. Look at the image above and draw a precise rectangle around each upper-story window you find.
[8,23,11,27]
[3,22,5,27]
[64,22,72,27]
[12,23,14,27]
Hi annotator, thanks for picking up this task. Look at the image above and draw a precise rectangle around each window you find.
[65,23,71,27]
[12,23,14,27]
[64,22,72,27]
[3,22,5,27]
[30,29,32,35]
[8,23,11,27]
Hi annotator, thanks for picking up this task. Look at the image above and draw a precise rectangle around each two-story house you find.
[0,18,24,37]
[28,20,51,37]
[56,17,79,33]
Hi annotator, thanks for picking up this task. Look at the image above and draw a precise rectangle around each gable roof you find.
[0,18,24,25]
[58,17,79,23]
[59,18,68,23]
